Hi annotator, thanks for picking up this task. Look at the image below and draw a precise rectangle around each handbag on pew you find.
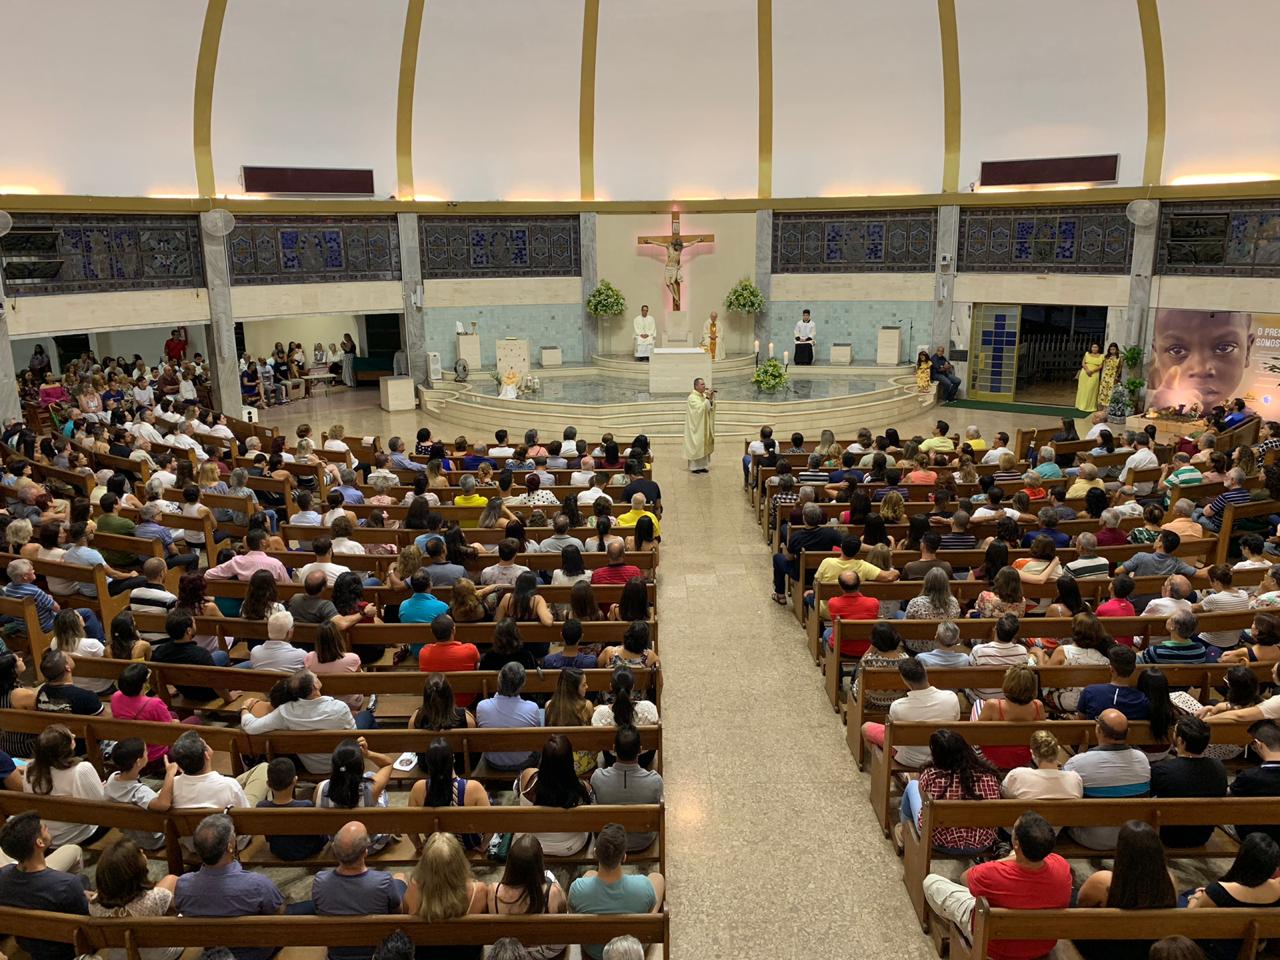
[488,831,513,863]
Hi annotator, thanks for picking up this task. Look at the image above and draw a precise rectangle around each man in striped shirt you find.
[1140,610,1209,666]
[1,558,105,641]
[1159,452,1202,506]
[1193,564,1252,648]
[1063,532,1110,579]
[1194,467,1252,533]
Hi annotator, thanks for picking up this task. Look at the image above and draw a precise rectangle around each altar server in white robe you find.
[683,378,716,473]
[794,309,816,365]
[633,304,657,360]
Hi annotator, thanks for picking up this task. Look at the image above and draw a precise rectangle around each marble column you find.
[0,274,21,426]
[1122,200,1159,358]
[580,213,598,361]
[197,212,241,414]
[932,205,960,349]
[753,209,773,352]
[397,213,428,384]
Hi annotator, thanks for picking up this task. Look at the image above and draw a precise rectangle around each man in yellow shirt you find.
[617,493,661,538]
[1065,462,1106,499]
[452,474,488,507]
[964,425,988,454]
[918,420,955,457]
[805,535,899,618]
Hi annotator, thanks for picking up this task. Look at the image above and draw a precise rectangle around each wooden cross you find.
[637,211,715,312]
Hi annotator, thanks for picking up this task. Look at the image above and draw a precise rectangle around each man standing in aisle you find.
[683,377,716,474]
[633,305,656,361]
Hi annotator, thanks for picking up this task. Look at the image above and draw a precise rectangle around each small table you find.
[302,373,338,398]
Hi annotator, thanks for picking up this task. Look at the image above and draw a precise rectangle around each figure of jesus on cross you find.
[637,211,714,312]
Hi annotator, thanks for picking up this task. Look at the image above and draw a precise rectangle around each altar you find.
[650,347,711,393]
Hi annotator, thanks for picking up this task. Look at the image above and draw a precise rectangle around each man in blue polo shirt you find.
[1063,709,1151,849]
[1076,645,1150,721]
[1019,508,1071,548]
[1194,467,1252,533]
[398,568,447,656]
[1141,610,1209,666]
[475,663,542,769]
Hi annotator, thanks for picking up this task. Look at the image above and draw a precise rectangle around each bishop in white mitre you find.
[633,304,656,360]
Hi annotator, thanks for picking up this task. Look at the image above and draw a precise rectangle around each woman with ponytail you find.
[409,738,490,851]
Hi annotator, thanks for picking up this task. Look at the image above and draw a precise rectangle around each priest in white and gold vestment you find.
[683,377,716,473]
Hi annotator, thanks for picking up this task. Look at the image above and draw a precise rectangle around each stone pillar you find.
[754,209,773,352]
[580,213,598,361]
[0,274,21,426]
[198,212,242,414]
[397,213,428,384]
[932,205,960,348]
[1122,200,1159,356]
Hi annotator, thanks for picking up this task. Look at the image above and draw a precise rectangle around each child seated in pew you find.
[103,737,177,851]
[256,757,327,861]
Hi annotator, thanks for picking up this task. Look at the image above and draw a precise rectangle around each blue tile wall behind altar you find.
[424,305,585,367]
[420,217,580,279]
[762,300,932,365]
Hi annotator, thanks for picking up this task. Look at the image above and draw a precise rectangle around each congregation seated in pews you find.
[0,383,672,958]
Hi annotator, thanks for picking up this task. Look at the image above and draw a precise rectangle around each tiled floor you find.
[256,389,1068,959]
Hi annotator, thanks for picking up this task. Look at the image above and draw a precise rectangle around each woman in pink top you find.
[304,622,365,713]
[109,663,176,767]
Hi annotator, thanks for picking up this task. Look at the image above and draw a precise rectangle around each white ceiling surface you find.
[594,0,758,200]
[772,0,944,198]
[1159,0,1280,184]
[0,0,203,196]
[413,0,582,201]
[2,1,1280,201]
[212,0,405,198]
[955,0,1147,190]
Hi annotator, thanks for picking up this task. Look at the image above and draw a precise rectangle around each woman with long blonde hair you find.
[388,545,423,592]
[879,490,906,524]
[403,831,487,926]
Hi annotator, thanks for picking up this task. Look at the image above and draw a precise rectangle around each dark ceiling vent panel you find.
[980,154,1119,188]
[241,166,375,196]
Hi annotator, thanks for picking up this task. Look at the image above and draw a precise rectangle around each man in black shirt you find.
[772,502,841,603]
[0,812,89,960]
[621,460,661,515]
[1149,717,1228,847]
[34,650,103,717]
[150,610,228,702]
[1229,719,1280,845]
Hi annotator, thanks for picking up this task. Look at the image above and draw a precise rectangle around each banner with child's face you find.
[1147,309,1280,412]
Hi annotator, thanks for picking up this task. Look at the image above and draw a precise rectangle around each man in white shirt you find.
[296,538,351,587]
[170,731,269,811]
[166,422,208,461]
[1141,574,1195,622]
[1084,411,1110,441]
[247,611,307,673]
[132,410,166,446]
[1114,434,1159,495]
[971,488,1021,522]
[860,659,961,768]
[633,305,656,360]
[969,614,1031,701]
[489,430,516,460]
[793,309,816,365]
[239,668,365,772]
[570,456,597,487]
[577,473,613,507]
[743,426,774,488]
[980,432,1013,465]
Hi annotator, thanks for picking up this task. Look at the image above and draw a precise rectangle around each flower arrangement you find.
[723,277,765,315]
[752,358,789,393]
[586,280,627,318]
[1106,383,1129,422]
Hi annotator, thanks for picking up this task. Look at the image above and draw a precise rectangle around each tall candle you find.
[768,342,775,357]
[754,339,760,353]
[784,350,790,365]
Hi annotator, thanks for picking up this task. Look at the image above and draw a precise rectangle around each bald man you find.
[1063,708,1152,849]
[312,821,405,960]
[1141,574,1195,622]
[617,492,661,539]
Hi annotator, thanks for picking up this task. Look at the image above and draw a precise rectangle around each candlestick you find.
[754,339,760,353]
[783,350,790,365]
[768,342,775,358]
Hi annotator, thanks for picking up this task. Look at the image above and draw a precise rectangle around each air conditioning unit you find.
[426,352,442,381]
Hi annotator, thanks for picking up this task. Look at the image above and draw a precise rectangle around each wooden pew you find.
[1215,497,1280,565]
[824,610,1256,710]
[8,553,130,634]
[198,578,656,609]
[0,593,52,660]
[905,795,1275,932]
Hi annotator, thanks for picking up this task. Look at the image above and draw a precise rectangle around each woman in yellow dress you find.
[1096,341,1122,408]
[1074,341,1105,411]
[915,350,933,393]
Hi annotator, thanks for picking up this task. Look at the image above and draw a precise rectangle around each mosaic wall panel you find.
[958,205,1133,274]
[771,211,936,273]
[0,214,204,296]
[420,217,580,279]
[1156,201,1280,277]
[227,217,400,285]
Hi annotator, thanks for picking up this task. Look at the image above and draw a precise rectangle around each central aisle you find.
[648,436,934,959]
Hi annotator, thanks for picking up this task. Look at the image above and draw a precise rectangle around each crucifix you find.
[637,211,714,312]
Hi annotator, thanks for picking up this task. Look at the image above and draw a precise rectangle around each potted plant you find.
[586,279,627,319]
[1124,376,1147,413]
[723,277,765,316]
[752,357,789,393]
